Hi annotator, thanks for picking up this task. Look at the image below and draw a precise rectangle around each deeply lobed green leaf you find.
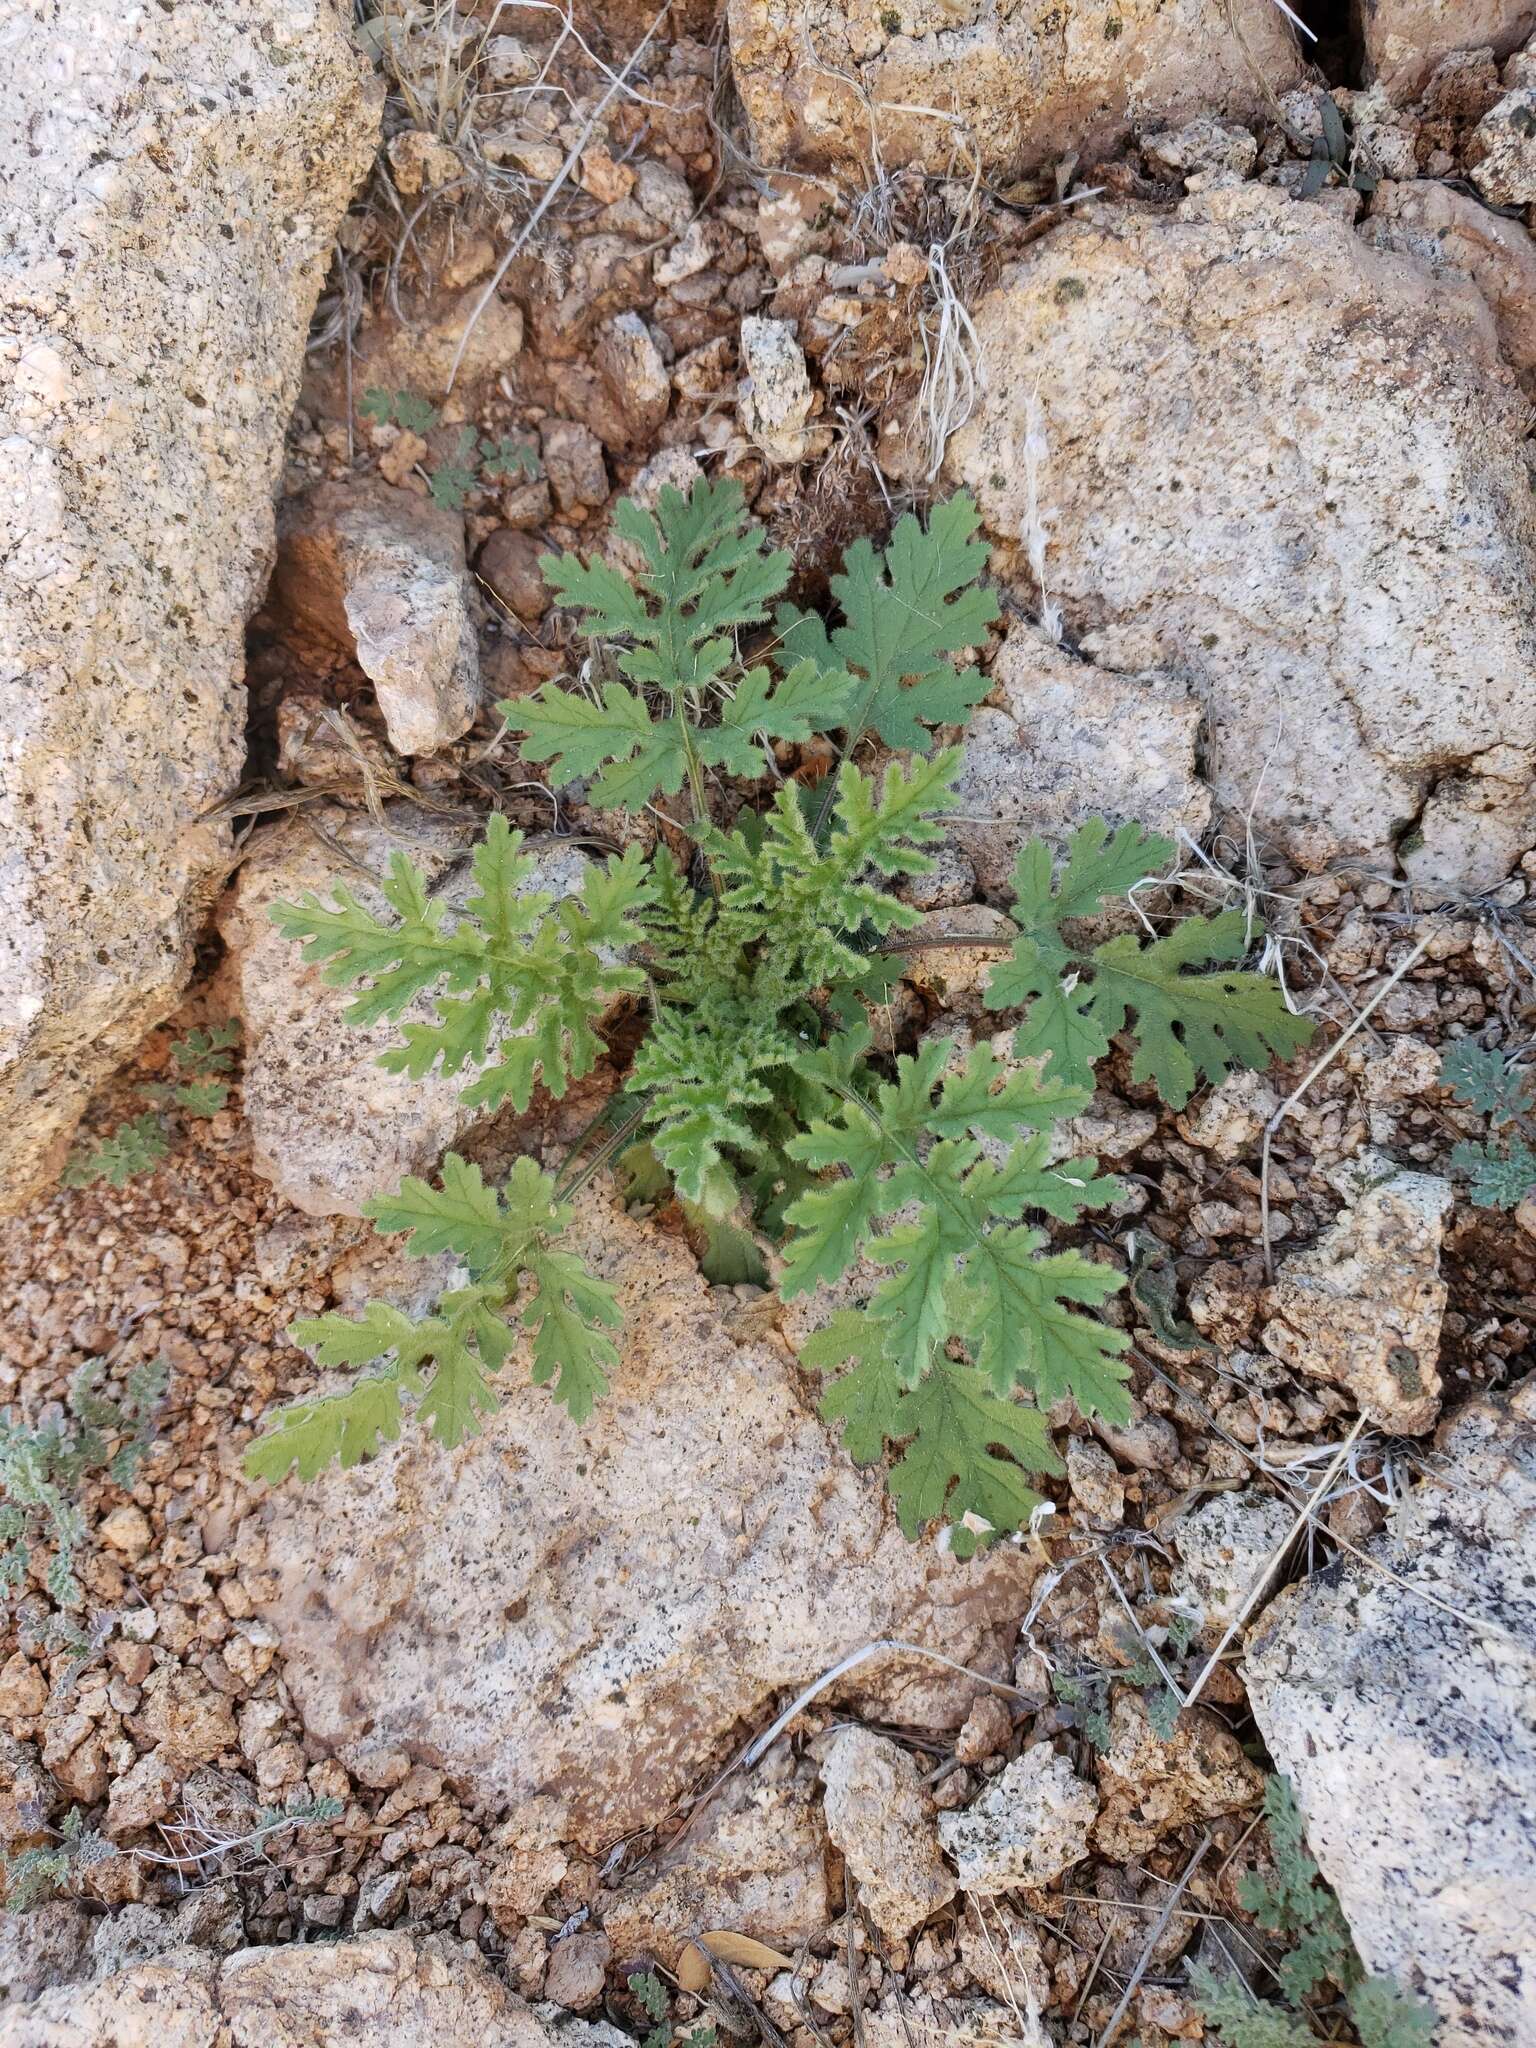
[776,492,998,750]
[269,818,651,1115]
[780,1026,1131,1528]
[509,479,856,809]
[986,820,1314,1107]
[242,1155,620,1482]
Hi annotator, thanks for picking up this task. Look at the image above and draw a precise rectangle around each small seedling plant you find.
[629,1969,717,2048]
[1051,1611,1197,1748]
[243,481,1309,1551]
[1,1358,168,1611]
[1440,1041,1536,1211]
[1195,1777,1433,2048]
[359,387,540,511]
[63,1022,239,1190]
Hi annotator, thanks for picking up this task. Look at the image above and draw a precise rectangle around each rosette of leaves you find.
[243,479,1308,1553]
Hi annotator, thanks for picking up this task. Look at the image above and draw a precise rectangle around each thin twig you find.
[1095,1830,1213,2048]
[447,5,667,391]
[1258,930,1436,1277]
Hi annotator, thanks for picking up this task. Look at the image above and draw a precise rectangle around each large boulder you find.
[948,183,1536,888]
[1362,0,1536,102]
[726,0,1301,177]
[0,0,379,1216]
[240,1186,1032,1850]
[1244,1379,1536,2048]
[0,1929,564,2047]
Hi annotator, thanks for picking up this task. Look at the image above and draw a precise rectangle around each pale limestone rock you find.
[903,905,1015,1015]
[136,1665,237,1769]
[343,284,524,402]
[938,1745,1098,1894]
[541,420,609,512]
[1245,1380,1536,2048]
[387,128,463,196]
[726,0,1300,177]
[1066,1437,1124,1528]
[1336,84,1420,179]
[1261,1151,1453,1435]
[1092,1690,1263,1860]
[104,1749,179,1840]
[1363,0,1536,101]
[0,1901,92,2005]
[1472,86,1536,201]
[242,1187,1029,1848]
[1144,116,1258,180]
[0,0,379,1215]
[820,1727,956,1936]
[599,1768,829,1967]
[950,630,1209,900]
[1175,1069,1280,1164]
[948,184,1536,887]
[219,806,599,1216]
[595,313,671,446]
[1170,1489,1296,1644]
[956,1902,1050,2012]
[543,1933,609,2012]
[739,317,816,466]
[0,1931,559,2048]
[274,480,481,757]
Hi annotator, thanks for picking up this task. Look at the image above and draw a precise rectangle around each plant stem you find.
[555,1099,651,1205]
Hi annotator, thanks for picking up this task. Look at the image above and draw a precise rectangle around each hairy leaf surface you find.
[986,822,1313,1104]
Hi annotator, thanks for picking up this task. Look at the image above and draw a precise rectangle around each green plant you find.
[242,479,1308,1552]
[1194,1777,1434,2048]
[1440,1041,1536,1210]
[63,1022,238,1189]
[0,1359,169,1608]
[359,388,540,511]
[1050,1611,1196,1749]
[629,1968,717,2048]
[1,1806,112,1911]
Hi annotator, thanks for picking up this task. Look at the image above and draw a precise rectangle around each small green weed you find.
[1051,1611,1196,1748]
[1440,1040,1536,1210]
[629,1969,718,2048]
[243,480,1309,1552]
[64,1022,238,1190]
[1,1807,113,1911]
[0,1358,168,1611]
[359,388,540,511]
[1195,1777,1434,2048]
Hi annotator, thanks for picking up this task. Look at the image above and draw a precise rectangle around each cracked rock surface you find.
[949,183,1536,887]
[1245,1379,1536,2048]
[0,0,379,1217]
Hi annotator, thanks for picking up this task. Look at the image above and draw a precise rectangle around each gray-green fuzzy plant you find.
[63,1022,238,1190]
[1195,1776,1434,2048]
[1440,1040,1536,1210]
[243,479,1310,1552]
[0,1358,168,1611]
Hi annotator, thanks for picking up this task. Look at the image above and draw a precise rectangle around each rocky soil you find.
[3,1,1536,2045]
